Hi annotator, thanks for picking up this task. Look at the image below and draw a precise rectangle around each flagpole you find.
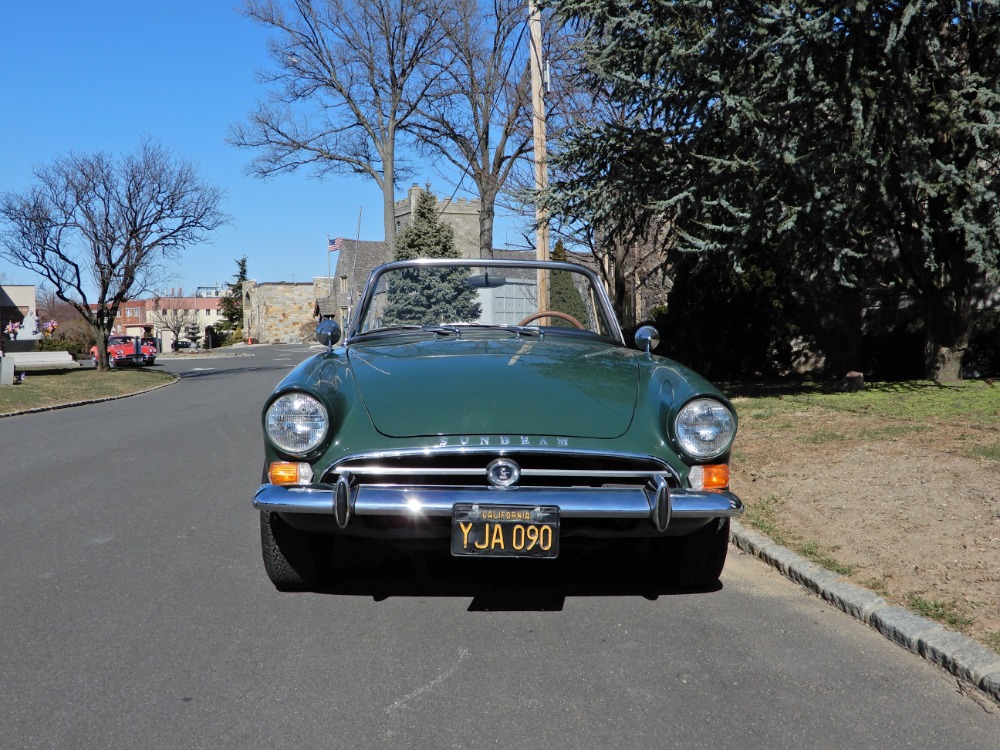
[350,206,362,312]
[326,234,332,298]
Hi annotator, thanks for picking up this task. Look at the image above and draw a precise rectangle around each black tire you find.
[660,517,732,589]
[259,510,323,592]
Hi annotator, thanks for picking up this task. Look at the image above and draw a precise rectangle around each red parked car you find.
[90,335,156,368]
[139,337,159,364]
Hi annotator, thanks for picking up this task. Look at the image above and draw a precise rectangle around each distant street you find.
[1,344,996,749]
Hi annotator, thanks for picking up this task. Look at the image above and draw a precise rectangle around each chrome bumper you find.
[253,482,743,529]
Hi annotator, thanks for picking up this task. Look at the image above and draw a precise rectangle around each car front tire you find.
[659,517,732,589]
[259,510,324,592]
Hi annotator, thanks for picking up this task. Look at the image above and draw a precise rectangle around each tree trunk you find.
[922,228,982,382]
[90,321,110,371]
[612,253,630,326]
[381,146,396,255]
[479,196,495,259]
[927,344,965,382]
[924,286,973,382]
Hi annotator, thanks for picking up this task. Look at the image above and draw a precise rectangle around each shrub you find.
[964,308,1000,378]
[33,333,88,359]
[655,251,805,379]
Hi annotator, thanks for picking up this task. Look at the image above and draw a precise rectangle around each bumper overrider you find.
[253,476,743,535]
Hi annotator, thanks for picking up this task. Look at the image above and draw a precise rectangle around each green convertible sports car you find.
[253,257,743,591]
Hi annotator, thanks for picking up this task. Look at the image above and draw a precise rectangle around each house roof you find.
[333,239,391,308]
[314,297,338,318]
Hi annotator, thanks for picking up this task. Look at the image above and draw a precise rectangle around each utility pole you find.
[528,0,549,309]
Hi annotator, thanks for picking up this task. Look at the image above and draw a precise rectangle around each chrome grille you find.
[323,451,677,489]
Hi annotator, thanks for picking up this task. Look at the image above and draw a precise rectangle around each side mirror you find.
[634,325,660,355]
[316,319,342,347]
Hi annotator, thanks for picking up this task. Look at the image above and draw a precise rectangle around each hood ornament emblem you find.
[486,458,520,488]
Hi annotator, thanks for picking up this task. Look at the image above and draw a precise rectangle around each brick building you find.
[107,292,222,350]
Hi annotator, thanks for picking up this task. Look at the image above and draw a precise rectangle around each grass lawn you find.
[0,368,176,415]
[727,378,1000,425]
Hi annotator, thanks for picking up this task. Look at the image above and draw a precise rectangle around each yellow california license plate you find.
[451,504,559,558]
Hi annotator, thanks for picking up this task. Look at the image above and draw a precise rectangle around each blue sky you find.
[0,1,519,297]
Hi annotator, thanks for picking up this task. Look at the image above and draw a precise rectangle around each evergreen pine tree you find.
[383,187,481,324]
[219,256,248,334]
[549,241,590,328]
[549,1,1000,380]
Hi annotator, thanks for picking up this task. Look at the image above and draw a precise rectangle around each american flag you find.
[329,237,343,252]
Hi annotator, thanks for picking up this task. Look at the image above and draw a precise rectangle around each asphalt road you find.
[1,344,996,749]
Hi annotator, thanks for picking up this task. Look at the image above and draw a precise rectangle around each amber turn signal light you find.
[689,464,730,490]
[702,464,730,489]
[268,461,313,486]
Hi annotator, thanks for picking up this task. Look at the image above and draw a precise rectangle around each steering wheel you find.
[517,310,585,329]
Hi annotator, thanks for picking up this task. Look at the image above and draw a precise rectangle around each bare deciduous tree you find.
[231,0,447,252]
[0,140,226,370]
[406,0,533,256]
[147,296,199,352]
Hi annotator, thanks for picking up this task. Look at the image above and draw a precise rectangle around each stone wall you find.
[243,281,318,344]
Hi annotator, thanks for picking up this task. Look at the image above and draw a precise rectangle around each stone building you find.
[393,184,482,259]
[317,185,487,329]
[244,185,491,342]
[321,239,389,328]
[243,280,319,344]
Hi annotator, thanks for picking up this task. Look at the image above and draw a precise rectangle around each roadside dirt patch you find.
[729,403,1000,648]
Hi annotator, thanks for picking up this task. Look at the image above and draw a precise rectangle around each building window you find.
[340,276,348,294]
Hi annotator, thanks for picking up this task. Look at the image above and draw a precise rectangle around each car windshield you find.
[354,262,618,340]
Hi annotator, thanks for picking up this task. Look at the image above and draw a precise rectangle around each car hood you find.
[347,337,639,438]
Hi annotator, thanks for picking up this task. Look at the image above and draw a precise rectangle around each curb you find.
[731,521,1000,705]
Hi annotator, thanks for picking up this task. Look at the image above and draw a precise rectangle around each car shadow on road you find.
[177,365,292,379]
[312,539,723,611]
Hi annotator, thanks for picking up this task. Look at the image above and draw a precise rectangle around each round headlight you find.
[674,398,736,460]
[265,393,329,454]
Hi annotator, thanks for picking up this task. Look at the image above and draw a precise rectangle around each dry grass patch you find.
[730,379,1000,652]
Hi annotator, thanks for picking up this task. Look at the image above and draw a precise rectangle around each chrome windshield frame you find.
[344,258,625,346]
